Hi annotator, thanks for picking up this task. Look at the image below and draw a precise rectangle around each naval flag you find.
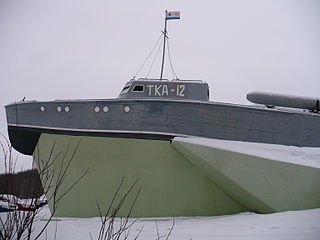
[166,11,180,20]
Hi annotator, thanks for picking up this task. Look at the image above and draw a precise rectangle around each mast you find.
[160,10,168,80]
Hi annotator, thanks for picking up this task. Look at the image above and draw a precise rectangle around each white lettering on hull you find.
[177,85,185,97]
[155,85,162,96]
[146,84,185,97]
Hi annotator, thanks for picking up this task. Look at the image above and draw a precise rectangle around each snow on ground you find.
[27,207,320,240]
[174,137,320,168]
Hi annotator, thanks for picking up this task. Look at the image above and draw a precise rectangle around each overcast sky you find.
[1,0,320,171]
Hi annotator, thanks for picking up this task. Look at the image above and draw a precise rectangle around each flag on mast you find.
[166,11,180,20]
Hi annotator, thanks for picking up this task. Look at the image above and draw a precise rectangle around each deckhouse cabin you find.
[118,78,209,101]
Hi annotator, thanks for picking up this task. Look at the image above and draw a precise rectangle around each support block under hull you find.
[33,134,246,218]
[33,134,320,218]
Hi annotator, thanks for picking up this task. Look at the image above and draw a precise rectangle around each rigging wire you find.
[166,39,179,80]
[146,39,163,78]
[133,34,163,79]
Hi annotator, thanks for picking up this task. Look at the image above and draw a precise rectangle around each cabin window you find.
[132,85,144,92]
[121,85,131,94]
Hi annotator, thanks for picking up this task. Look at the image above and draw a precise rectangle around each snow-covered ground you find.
[27,207,320,240]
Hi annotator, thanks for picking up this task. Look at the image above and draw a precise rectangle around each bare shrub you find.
[0,134,88,240]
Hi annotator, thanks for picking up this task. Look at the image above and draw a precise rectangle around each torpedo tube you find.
[247,92,320,112]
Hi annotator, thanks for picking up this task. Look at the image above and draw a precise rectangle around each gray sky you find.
[1,0,320,170]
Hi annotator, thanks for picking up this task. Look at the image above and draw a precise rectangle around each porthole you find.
[65,107,70,112]
[124,106,130,113]
[103,106,109,112]
[40,106,45,112]
[94,107,100,113]
[57,106,62,112]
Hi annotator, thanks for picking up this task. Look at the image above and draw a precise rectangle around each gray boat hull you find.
[5,98,320,156]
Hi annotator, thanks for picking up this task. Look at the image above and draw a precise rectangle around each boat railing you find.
[131,78,204,83]
[173,79,204,83]
[131,78,169,82]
